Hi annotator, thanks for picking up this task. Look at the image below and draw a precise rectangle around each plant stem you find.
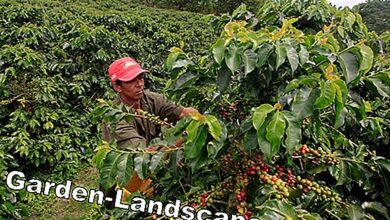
[109,145,184,155]
[128,111,174,128]
[322,122,359,148]
[334,156,370,165]
[325,209,342,220]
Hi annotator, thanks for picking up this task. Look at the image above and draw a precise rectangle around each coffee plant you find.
[131,0,265,14]
[0,0,216,218]
[94,0,390,219]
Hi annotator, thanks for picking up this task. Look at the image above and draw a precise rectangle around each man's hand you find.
[179,107,198,119]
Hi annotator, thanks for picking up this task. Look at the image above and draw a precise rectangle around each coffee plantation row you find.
[0,0,216,218]
[1,0,390,219]
[93,1,390,219]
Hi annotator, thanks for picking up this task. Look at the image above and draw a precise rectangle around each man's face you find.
[114,74,145,101]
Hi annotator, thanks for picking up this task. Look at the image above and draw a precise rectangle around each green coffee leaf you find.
[185,120,200,144]
[299,45,310,65]
[331,160,349,185]
[253,104,274,130]
[362,202,390,220]
[242,49,257,74]
[212,39,225,64]
[174,116,192,135]
[339,52,359,83]
[190,143,208,173]
[217,65,232,92]
[117,153,133,186]
[334,83,346,128]
[260,200,298,220]
[285,43,299,73]
[333,79,348,102]
[149,151,165,174]
[283,111,301,156]
[368,77,390,98]
[375,157,390,173]
[174,72,198,90]
[347,204,363,220]
[359,45,373,74]
[184,125,208,159]
[291,87,318,121]
[314,80,336,109]
[93,144,111,169]
[300,213,322,220]
[276,43,287,69]
[266,111,286,156]
[99,151,122,190]
[257,115,273,161]
[205,115,222,140]
[285,79,300,93]
[134,153,150,180]
[257,44,273,68]
[225,44,241,73]
[244,129,258,153]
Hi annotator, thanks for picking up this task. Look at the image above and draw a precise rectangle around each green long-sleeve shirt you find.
[102,90,184,150]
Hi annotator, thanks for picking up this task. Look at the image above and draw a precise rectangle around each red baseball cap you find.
[108,57,148,82]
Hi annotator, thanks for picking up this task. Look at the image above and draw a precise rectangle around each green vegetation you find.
[27,165,98,220]
[95,0,390,219]
[1,0,390,219]
[381,31,390,52]
[133,0,265,14]
[0,0,215,218]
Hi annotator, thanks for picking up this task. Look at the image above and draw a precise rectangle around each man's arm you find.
[110,120,147,150]
[150,92,198,147]
[152,92,198,123]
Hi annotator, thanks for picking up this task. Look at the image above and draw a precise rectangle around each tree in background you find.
[356,0,390,34]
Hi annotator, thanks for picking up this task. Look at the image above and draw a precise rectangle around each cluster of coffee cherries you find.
[219,107,230,119]
[233,161,267,218]
[293,144,340,166]
[199,193,210,208]
[136,109,173,127]
[242,160,291,196]
[214,150,344,218]
[219,154,241,173]
[218,103,237,120]
[274,165,295,186]
[296,176,342,202]
[243,154,344,203]
[222,158,292,202]
[256,163,343,204]
[235,188,253,220]
[192,185,226,209]
[236,173,250,188]
[236,189,247,203]
[258,170,290,199]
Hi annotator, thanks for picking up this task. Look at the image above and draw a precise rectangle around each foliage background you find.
[0,0,215,218]
[131,0,266,14]
[94,0,390,219]
[0,0,389,219]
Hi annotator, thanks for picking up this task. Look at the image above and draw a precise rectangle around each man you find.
[102,57,198,149]
[101,57,197,208]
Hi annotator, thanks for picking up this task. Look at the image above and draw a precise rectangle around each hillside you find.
[357,0,390,34]
[1,0,389,219]
[0,0,217,218]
